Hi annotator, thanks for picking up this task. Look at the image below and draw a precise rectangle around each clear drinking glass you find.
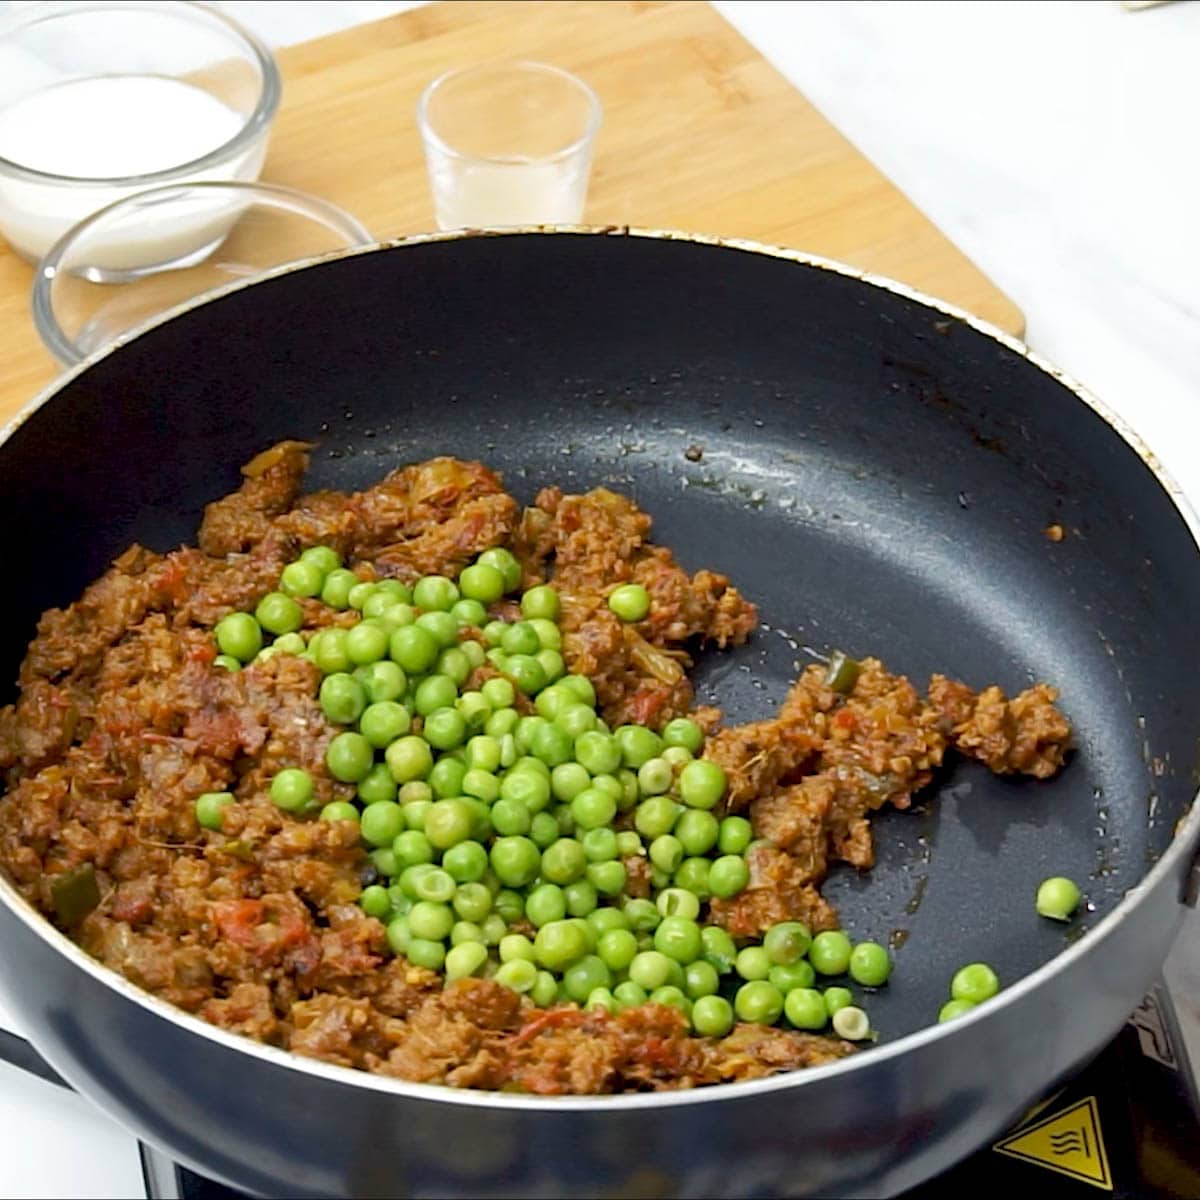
[418,61,601,230]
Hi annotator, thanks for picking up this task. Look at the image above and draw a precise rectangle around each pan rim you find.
[2,225,1197,1112]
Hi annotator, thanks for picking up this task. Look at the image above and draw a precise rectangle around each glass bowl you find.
[32,181,374,366]
[0,0,281,262]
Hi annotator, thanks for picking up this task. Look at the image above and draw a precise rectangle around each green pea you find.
[557,673,595,707]
[528,618,561,651]
[347,581,377,610]
[939,998,977,1023]
[424,798,474,850]
[832,1005,872,1041]
[408,899,454,942]
[255,592,303,636]
[784,988,828,1030]
[540,837,587,885]
[356,660,407,704]
[679,759,726,809]
[615,830,644,858]
[769,961,816,994]
[764,921,813,966]
[506,654,547,695]
[615,725,661,770]
[389,625,439,674]
[320,568,358,609]
[520,584,559,621]
[494,958,538,994]
[736,946,772,981]
[654,915,702,964]
[320,801,359,822]
[531,722,574,767]
[717,816,753,855]
[319,673,367,725]
[735,980,784,1026]
[673,858,711,899]
[637,757,673,796]
[464,735,502,774]
[456,689,490,732]
[359,884,391,919]
[700,927,737,974]
[412,866,457,903]
[312,628,352,674]
[195,791,234,830]
[691,994,734,1037]
[1036,876,1082,921]
[951,963,1000,1004]
[415,674,458,716]
[453,882,493,923]
[563,954,611,1002]
[661,745,692,770]
[623,898,662,933]
[708,854,749,899]
[450,920,485,946]
[550,761,590,803]
[482,619,508,647]
[424,707,467,750]
[634,796,680,839]
[500,621,539,657]
[385,915,411,956]
[357,700,409,748]
[594,927,637,972]
[607,583,650,622]
[412,575,459,612]
[661,717,704,753]
[527,970,556,1007]
[525,883,567,927]
[564,878,598,917]
[514,716,548,755]
[684,959,720,1000]
[271,633,306,656]
[655,888,700,920]
[280,560,324,598]
[608,980,644,1012]
[492,888,524,923]
[534,919,589,971]
[299,545,340,575]
[213,654,241,672]
[459,562,506,604]
[552,703,593,741]
[481,677,516,710]
[370,847,399,878]
[581,827,618,863]
[649,835,684,874]
[671,811,716,858]
[568,729,619,777]
[500,767,551,813]
[490,836,540,887]
[453,601,489,632]
[571,787,617,831]
[476,548,522,592]
[399,780,433,806]
[849,941,891,987]
[405,937,446,971]
[818,987,851,1019]
[585,860,625,897]
[361,801,405,847]
[526,811,557,848]
[391,829,434,869]
[385,735,433,782]
[628,949,675,991]
[363,591,398,621]
[215,612,263,662]
[809,930,853,976]
[344,622,387,666]
[270,767,313,812]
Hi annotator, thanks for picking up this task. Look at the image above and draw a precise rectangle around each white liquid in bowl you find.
[0,74,255,262]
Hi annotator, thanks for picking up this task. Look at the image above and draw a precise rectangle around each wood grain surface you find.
[0,0,1022,425]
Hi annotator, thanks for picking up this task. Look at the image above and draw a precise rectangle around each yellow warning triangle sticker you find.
[993,1095,1113,1191]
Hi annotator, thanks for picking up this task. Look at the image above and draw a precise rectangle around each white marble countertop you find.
[0,2,1196,1196]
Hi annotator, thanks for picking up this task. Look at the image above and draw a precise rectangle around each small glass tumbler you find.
[418,61,601,230]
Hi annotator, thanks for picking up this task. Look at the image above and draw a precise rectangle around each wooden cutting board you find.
[0,0,1022,426]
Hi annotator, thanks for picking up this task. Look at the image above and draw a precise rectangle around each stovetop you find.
[2,979,1197,1199]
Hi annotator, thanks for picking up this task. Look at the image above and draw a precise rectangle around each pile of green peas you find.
[205,544,891,1041]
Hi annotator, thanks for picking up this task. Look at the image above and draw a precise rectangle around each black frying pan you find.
[0,229,1196,1197]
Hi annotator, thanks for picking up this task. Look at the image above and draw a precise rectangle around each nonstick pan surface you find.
[0,230,1196,1196]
